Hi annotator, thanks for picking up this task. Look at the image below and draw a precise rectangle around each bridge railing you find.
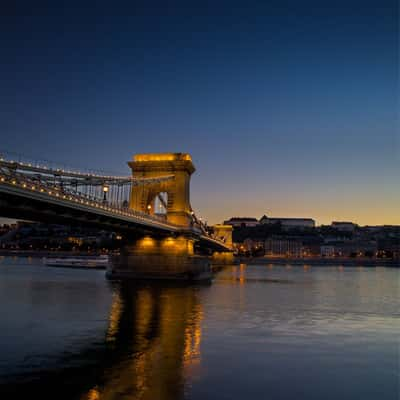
[0,169,182,230]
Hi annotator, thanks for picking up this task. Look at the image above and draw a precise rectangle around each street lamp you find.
[102,185,109,203]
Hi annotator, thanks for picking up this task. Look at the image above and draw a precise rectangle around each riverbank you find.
[0,250,398,267]
[0,250,112,257]
[237,256,399,267]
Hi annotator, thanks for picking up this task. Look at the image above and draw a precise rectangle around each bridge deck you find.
[0,175,231,251]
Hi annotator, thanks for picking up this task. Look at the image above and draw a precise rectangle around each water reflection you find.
[1,282,203,400]
[81,284,203,400]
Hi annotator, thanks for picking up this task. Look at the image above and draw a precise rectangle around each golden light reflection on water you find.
[239,263,246,285]
[226,264,247,285]
[86,388,100,400]
[183,303,203,371]
[230,265,238,284]
[82,284,203,400]
[105,292,122,343]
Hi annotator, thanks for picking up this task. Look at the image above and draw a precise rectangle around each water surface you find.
[0,257,398,399]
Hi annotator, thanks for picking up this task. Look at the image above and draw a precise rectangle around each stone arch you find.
[153,191,168,216]
[128,153,195,227]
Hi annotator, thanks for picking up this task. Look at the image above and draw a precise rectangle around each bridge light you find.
[102,185,109,204]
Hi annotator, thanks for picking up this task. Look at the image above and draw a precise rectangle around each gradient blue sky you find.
[1,1,399,225]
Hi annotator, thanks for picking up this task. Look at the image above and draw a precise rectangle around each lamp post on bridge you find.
[102,185,109,204]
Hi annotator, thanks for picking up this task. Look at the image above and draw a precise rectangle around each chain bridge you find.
[0,152,233,280]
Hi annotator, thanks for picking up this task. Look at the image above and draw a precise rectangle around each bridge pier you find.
[210,224,235,266]
[107,236,212,282]
[211,251,235,265]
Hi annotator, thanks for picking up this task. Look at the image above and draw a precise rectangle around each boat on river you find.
[43,255,110,269]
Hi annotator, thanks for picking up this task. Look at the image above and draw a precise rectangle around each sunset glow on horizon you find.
[1,1,398,227]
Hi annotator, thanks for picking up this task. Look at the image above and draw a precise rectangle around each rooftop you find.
[227,217,258,221]
[133,153,192,162]
[262,216,315,222]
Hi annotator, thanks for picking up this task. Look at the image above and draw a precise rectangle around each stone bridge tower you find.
[128,153,195,227]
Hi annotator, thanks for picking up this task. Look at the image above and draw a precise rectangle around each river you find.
[0,257,398,399]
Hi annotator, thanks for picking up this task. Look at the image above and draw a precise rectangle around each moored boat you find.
[43,255,110,269]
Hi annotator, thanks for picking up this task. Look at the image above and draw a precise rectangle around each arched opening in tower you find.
[152,191,168,219]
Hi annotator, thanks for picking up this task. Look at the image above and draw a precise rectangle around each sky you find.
[0,1,399,226]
